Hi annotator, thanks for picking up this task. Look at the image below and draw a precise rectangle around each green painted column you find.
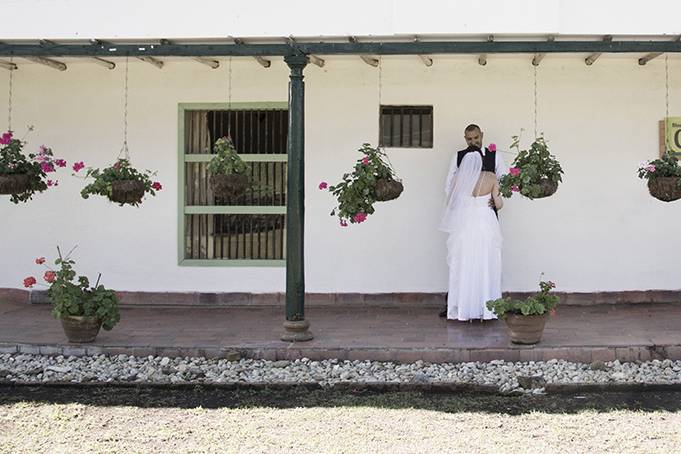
[282,54,313,342]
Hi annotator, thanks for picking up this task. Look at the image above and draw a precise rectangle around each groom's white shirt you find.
[444,146,507,196]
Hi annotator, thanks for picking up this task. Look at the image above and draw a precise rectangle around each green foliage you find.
[637,152,681,186]
[80,158,160,206]
[0,130,58,204]
[207,137,248,176]
[499,134,564,199]
[325,143,399,225]
[486,280,559,318]
[45,248,120,331]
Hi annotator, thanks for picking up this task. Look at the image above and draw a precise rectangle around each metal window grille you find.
[379,105,433,148]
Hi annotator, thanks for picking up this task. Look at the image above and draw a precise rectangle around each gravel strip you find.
[1,353,681,394]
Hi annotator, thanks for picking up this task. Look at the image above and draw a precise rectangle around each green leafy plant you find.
[78,158,162,206]
[23,247,120,331]
[207,136,248,176]
[320,143,401,226]
[486,279,559,318]
[499,134,563,199]
[0,128,66,203]
[637,152,681,184]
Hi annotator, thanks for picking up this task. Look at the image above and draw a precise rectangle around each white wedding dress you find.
[439,152,502,321]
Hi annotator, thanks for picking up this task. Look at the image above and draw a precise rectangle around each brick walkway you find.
[1,301,680,363]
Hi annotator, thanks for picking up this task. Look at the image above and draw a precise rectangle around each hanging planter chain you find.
[118,56,130,160]
[227,56,232,138]
[7,57,13,131]
[533,64,539,138]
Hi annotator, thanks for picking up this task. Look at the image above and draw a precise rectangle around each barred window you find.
[379,105,433,148]
[179,103,288,266]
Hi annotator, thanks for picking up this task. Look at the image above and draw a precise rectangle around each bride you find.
[439,151,504,321]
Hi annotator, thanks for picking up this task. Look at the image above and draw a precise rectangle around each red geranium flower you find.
[35,257,46,265]
[23,276,37,288]
[151,182,162,191]
[44,271,56,283]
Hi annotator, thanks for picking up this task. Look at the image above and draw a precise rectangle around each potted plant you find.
[638,152,681,202]
[77,158,162,206]
[23,247,120,343]
[207,136,250,198]
[499,134,563,199]
[320,143,403,226]
[486,279,559,344]
[0,129,66,203]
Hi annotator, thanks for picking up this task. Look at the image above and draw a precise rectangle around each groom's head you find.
[464,124,483,149]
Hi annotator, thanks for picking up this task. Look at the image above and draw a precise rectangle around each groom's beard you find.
[466,145,482,152]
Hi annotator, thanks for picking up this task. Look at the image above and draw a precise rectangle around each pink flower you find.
[72,161,85,172]
[319,181,328,190]
[44,271,56,283]
[361,157,369,165]
[47,180,54,187]
[488,143,497,152]
[35,257,46,265]
[39,145,48,153]
[23,276,37,288]
[340,219,348,227]
[41,162,55,173]
[646,164,656,173]
[55,159,67,168]
[151,182,162,191]
[509,167,521,177]
[353,212,367,223]
[511,185,520,193]
[0,131,12,145]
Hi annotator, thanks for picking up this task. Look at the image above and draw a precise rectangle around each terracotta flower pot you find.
[648,177,681,202]
[0,173,30,195]
[504,313,548,344]
[374,178,404,202]
[110,180,145,204]
[210,173,249,199]
[60,315,102,343]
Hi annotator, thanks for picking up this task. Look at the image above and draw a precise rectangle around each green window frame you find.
[178,102,288,267]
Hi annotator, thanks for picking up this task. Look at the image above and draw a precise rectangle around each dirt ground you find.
[1,385,680,453]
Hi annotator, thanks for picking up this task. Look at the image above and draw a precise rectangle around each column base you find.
[281,319,313,342]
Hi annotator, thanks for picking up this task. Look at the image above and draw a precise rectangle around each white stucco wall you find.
[0,53,680,294]
[1,0,680,40]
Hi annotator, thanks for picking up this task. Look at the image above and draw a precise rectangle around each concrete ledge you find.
[6,288,681,307]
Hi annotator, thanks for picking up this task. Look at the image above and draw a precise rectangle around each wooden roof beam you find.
[532,35,555,66]
[233,38,271,68]
[478,35,494,66]
[585,35,613,66]
[0,59,17,70]
[413,36,433,66]
[287,37,325,67]
[349,36,379,67]
[160,39,219,68]
[639,35,681,65]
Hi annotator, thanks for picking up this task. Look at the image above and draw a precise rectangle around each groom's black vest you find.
[457,147,496,172]
[456,146,499,218]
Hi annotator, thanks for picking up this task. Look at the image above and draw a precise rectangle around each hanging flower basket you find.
[486,279,559,345]
[111,179,146,204]
[374,178,404,202]
[499,134,563,200]
[0,129,65,203]
[0,173,30,194]
[207,136,250,199]
[78,158,162,207]
[638,153,681,202]
[321,143,404,226]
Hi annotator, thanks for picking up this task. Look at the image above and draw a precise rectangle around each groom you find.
[438,124,506,318]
